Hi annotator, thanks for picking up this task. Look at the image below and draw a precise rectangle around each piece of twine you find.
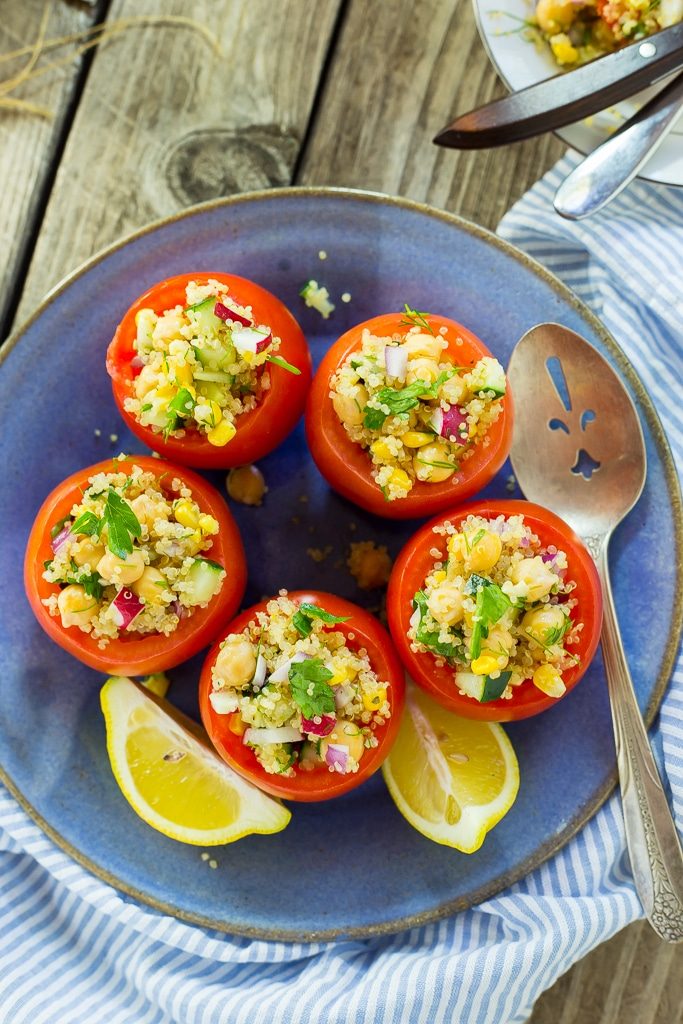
[0,8,221,120]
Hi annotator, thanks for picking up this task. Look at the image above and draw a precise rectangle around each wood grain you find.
[297,0,565,228]
[0,0,97,338]
[12,0,343,327]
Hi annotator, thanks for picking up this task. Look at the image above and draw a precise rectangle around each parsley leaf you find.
[71,511,101,537]
[363,372,453,430]
[412,591,464,661]
[163,387,195,439]
[266,354,301,375]
[101,488,142,559]
[292,603,351,638]
[288,659,336,719]
[465,576,511,660]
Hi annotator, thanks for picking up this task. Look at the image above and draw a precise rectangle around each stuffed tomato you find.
[305,310,513,519]
[387,500,602,721]
[107,272,312,468]
[199,591,405,801]
[24,456,247,675]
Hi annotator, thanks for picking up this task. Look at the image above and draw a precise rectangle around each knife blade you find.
[434,22,683,149]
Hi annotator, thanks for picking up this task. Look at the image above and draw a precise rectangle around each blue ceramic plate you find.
[1,190,680,942]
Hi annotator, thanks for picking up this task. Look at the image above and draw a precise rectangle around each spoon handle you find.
[593,538,683,942]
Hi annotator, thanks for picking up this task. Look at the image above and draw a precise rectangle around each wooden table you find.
[1,2,680,1020]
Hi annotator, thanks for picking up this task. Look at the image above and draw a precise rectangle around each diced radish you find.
[244,726,303,745]
[325,743,350,773]
[269,651,311,684]
[301,713,336,737]
[209,690,239,714]
[213,301,251,327]
[110,588,144,630]
[232,326,272,356]
[252,653,267,689]
[51,523,72,555]
[428,405,468,441]
[384,344,408,382]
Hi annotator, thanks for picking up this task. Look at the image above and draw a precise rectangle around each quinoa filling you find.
[210,593,391,777]
[408,514,583,702]
[329,309,506,501]
[124,278,299,449]
[43,462,225,645]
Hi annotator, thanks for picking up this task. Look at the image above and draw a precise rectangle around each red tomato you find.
[305,313,513,519]
[199,591,406,801]
[24,456,247,676]
[106,272,312,468]
[386,500,602,721]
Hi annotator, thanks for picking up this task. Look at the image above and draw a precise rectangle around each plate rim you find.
[1,185,681,942]
[470,0,683,189]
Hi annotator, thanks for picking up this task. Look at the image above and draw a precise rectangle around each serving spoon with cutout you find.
[508,322,683,942]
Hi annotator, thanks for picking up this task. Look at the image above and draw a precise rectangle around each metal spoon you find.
[507,322,683,943]
[554,71,683,220]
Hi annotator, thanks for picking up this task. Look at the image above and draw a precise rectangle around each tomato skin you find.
[24,457,247,676]
[106,272,312,468]
[386,500,602,721]
[305,313,513,519]
[198,591,406,802]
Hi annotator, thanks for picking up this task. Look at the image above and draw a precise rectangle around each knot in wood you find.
[163,125,299,204]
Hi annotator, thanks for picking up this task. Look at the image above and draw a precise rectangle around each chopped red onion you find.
[428,404,468,441]
[384,344,408,382]
[209,690,239,714]
[301,713,336,737]
[252,653,267,689]
[541,552,557,565]
[170,599,188,620]
[130,355,144,369]
[51,523,73,555]
[325,743,350,773]
[268,651,311,684]
[231,326,272,356]
[110,588,144,630]
[334,683,354,711]
[244,726,303,746]
[213,301,251,327]
[520,537,530,548]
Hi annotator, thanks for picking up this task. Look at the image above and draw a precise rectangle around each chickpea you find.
[152,310,185,344]
[134,363,161,399]
[96,549,146,586]
[57,584,98,628]
[522,605,567,644]
[131,566,168,605]
[332,383,368,427]
[71,538,106,570]
[535,0,575,34]
[467,530,503,573]
[226,465,267,506]
[510,556,557,602]
[447,532,468,565]
[406,357,440,393]
[414,441,455,483]
[402,333,446,360]
[440,373,468,405]
[427,583,464,626]
[320,720,365,764]
[214,636,256,689]
[130,493,170,530]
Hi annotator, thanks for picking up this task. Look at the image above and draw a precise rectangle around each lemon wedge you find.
[382,684,519,852]
[101,676,291,845]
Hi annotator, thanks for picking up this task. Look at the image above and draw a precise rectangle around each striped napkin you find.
[1,155,681,1024]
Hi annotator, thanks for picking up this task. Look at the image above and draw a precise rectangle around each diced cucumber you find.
[187,296,221,332]
[469,357,506,397]
[184,558,224,606]
[187,299,236,369]
[455,670,511,703]
[196,380,228,403]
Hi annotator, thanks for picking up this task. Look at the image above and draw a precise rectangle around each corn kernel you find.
[448,533,467,562]
[174,362,194,387]
[207,420,236,447]
[198,514,219,535]
[363,688,387,711]
[228,711,247,736]
[174,499,199,529]
[389,468,411,490]
[370,439,393,461]
[549,33,578,65]
[471,654,499,676]
[432,569,447,584]
[155,383,175,401]
[402,431,434,448]
[532,664,566,698]
[328,665,349,687]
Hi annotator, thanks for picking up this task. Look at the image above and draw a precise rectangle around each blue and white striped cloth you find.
[1,155,681,1024]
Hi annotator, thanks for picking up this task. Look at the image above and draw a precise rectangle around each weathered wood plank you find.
[13,0,342,327]
[297,0,564,229]
[0,0,98,337]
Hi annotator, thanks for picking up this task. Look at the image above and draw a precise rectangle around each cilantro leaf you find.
[412,591,464,661]
[101,488,142,559]
[292,603,351,638]
[289,659,336,719]
[362,372,453,430]
[71,511,101,537]
[266,354,301,375]
[465,575,511,660]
